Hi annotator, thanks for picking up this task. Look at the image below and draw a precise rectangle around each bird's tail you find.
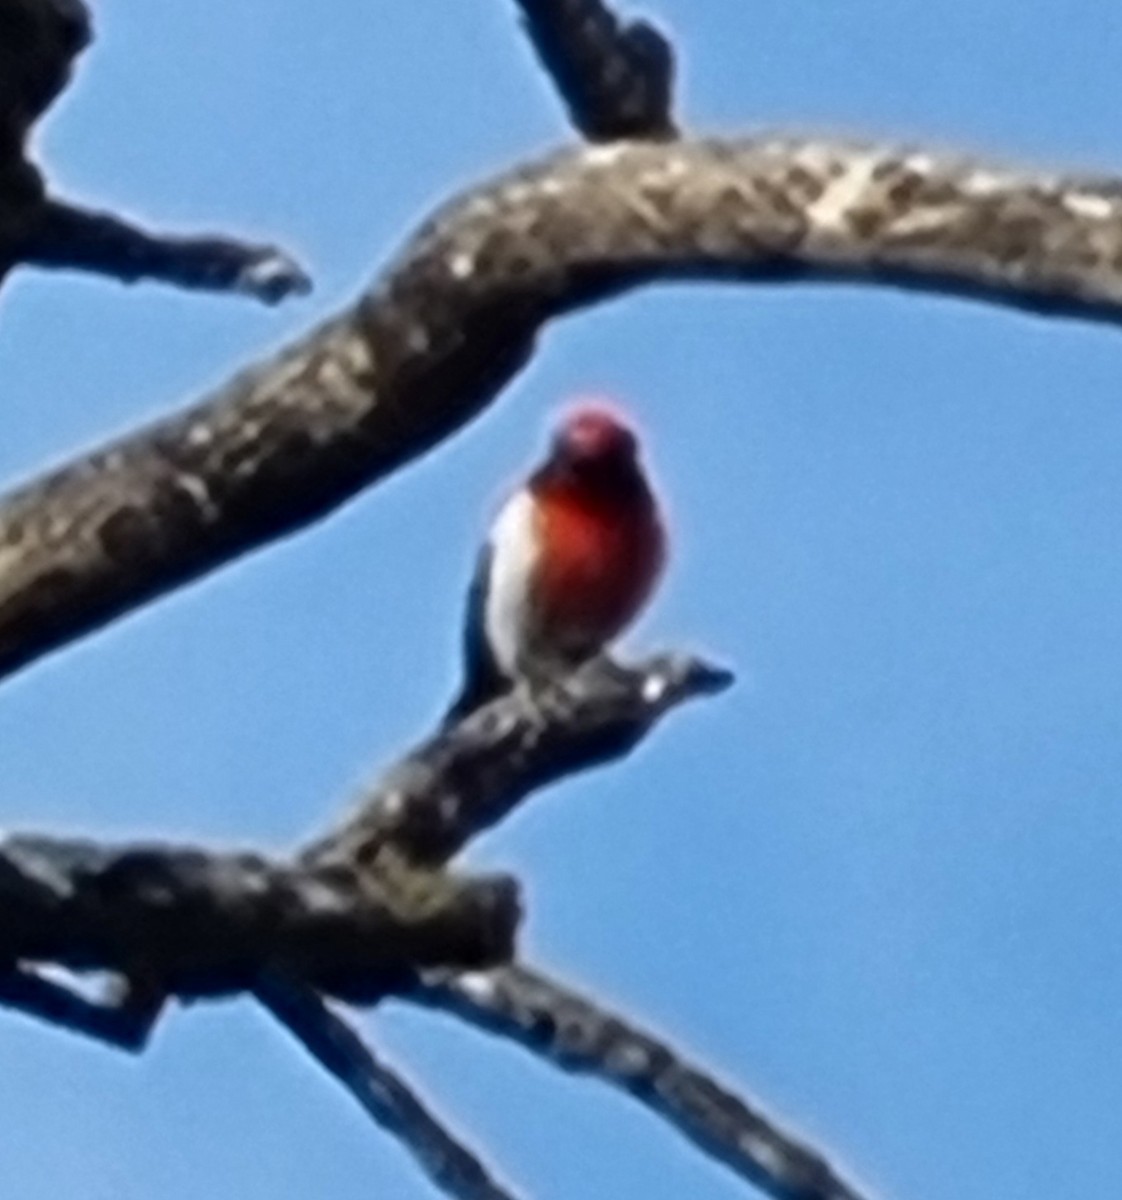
[440,662,510,730]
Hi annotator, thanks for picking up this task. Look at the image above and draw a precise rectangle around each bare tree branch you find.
[0,834,518,1000]
[305,653,733,870]
[0,648,723,1023]
[0,136,1120,684]
[420,964,871,1200]
[0,7,1059,1196]
[0,0,309,301]
[514,0,677,139]
[258,975,522,1200]
[0,0,91,142]
[18,198,313,303]
[0,964,164,1050]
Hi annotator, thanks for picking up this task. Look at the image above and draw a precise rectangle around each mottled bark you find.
[0,647,731,1196]
[422,964,870,1200]
[4,137,1122,686]
[0,834,518,1000]
[4,0,1096,1197]
[307,653,732,869]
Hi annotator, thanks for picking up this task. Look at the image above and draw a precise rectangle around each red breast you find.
[531,472,665,646]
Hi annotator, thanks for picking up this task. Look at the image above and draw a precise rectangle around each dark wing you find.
[441,540,510,727]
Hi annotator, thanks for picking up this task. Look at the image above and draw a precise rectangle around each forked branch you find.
[0,2,1072,1197]
[0,0,309,300]
[0,647,734,1197]
[0,652,724,1015]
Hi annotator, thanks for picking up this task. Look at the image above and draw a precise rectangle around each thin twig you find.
[0,965,164,1051]
[420,964,873,1200]
[256,974,522,1200]
[19,198,312,303]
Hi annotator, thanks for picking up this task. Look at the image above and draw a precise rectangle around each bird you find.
[445,401,667,724]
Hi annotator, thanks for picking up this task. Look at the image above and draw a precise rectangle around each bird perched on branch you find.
[446,402,667,724]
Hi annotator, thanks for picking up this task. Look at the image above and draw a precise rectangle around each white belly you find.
[483,490,540,679]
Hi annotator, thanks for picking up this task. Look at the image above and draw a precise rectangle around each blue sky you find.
[2,2,1122,1197]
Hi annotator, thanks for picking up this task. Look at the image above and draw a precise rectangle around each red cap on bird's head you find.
[551,400,638,466]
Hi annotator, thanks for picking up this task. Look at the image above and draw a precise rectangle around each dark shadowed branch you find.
[0,0,91,142]
[0,0,309,300]
[514,0,677,139]
[305,653,733,869]
[0,649,734,1195]
[19,199,313,302]
[0,964,165,1050]
[0,651,724,1018]
[421,964,871,1200]
[3,137,1122,685]
[0,834,517,1001]
[258,975,522,1200]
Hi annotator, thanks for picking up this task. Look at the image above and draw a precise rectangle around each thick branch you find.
[0,834,517,1001]
[304,653,733,869]
[514,0,677,139]
[0,651,725,1021]
[421,964,870,1200]
[1,136,1121,683]
[258,976,521,1200]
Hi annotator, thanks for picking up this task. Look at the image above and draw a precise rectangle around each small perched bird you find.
[446,401,667,723]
